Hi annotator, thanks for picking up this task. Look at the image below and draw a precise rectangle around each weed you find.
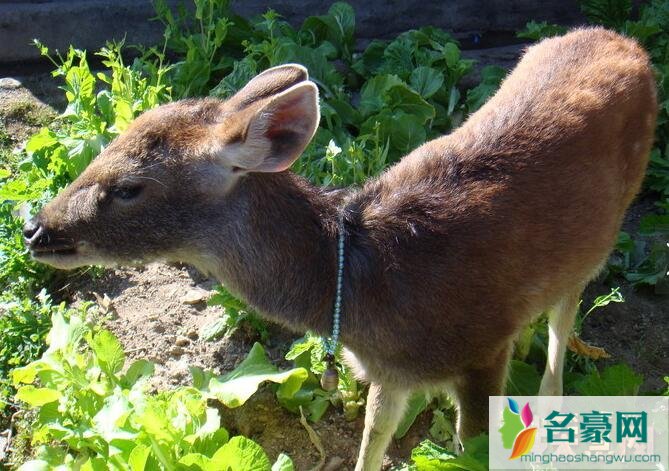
[202,285,269,342]
[11,310,304,469]
[0,291,59,418]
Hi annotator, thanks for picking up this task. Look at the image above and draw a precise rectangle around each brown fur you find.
[26,29,657,469]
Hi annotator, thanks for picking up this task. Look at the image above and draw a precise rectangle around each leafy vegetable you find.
[12,311,298,469]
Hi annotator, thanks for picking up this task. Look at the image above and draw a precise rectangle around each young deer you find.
[25,28,656,470]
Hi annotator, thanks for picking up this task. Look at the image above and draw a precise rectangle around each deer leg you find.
[354,382,409,471]
[453,344,512,443]
[539,290,581,396]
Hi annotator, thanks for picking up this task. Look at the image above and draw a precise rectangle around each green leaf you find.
[271,453,294,471]
[179,453,212,468]
[409,436,489,471]
[506,360,541,396]
[638,214,669,236]
[210,436,272,471]
[574,364,643,395]
[206,343,308,408]
[191,426,229,457]
[386,85,436,123]
[328,2,355,40]
[25,128,59,155]
[442,42,461,68]
[616,231,634,253]
[466,65,506,113]
[410,440,456,470]
[353,40,386,76]
[580,0,632,29]
[200,316,231,341]
[517,21,568,40]
[122,359,155,387]
[113,99,134,132]
[15,385,61,406]
[395,392,429,439]
[46,309,86,353]
[93,391,135,442]
[388,111,428,155]
[128,444,151,471]
[359,74,404,117]
[429,408,455,442]
[89,329,126,375]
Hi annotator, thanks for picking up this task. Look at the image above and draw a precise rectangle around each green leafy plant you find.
[516,21,568,40]
[393,434,489,471]
[580,0,632,29]
[203,285,270,342]
[283,332,364,421]
[12,310,301,469]
[610,206,669,291]
[0,290,62,416]
[152,0,249,98]
[465,65,506,113]
[572,363,644,395]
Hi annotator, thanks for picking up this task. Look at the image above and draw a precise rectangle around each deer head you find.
[23,64,320,270]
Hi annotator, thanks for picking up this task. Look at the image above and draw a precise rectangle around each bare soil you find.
[2,68,668,470]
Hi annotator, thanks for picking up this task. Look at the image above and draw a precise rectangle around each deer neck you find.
[193,172,344,335]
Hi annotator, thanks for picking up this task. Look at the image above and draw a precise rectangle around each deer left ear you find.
[228,81,320,173]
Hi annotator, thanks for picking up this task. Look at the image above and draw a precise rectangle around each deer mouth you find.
[30,244,78,257]
[28,237,81,265]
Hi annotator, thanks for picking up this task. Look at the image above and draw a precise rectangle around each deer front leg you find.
[355,382,409,471]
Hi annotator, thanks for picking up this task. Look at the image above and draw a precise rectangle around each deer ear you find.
[228,81,320,173]
[227,63,309,110]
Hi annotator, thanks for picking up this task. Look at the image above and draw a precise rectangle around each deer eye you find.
[110,184,143,200]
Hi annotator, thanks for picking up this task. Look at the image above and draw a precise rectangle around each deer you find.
[24,27,656,470]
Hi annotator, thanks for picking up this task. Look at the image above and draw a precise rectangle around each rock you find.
[0,77,21,89]
[181,287,210,305]
[147,355,164,364]
[175,336,190,347]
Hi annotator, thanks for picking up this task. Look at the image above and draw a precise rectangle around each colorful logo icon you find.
[498,398,537,459]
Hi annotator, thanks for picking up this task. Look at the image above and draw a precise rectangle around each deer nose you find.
[23,217,44,245]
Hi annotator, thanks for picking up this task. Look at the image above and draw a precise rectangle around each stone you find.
[181,287,210,305]
[0,77,21,89]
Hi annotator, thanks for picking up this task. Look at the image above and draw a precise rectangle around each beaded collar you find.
[320,216,345,391]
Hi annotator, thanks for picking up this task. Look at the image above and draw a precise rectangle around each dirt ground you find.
[2,67,668,469]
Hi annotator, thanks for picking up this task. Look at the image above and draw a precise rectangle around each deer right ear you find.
[217,81,320,174]
[227,63,309,110]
